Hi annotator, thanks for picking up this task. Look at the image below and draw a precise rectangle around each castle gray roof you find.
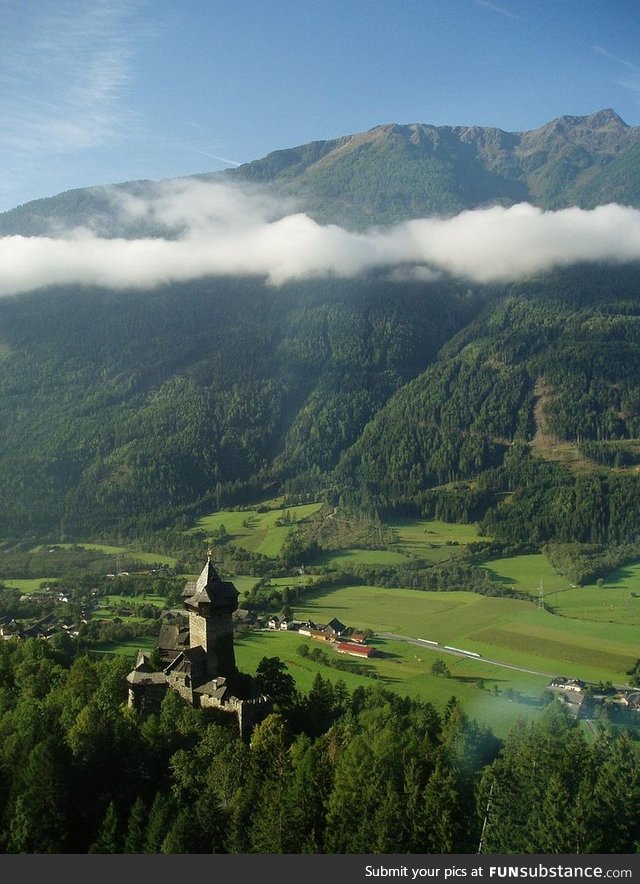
[126,670,167,686]
[194,676,231,701]
[158,624,189,652]
[183,557,239,610]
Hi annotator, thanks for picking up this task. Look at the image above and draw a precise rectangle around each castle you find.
[126,553,272,739]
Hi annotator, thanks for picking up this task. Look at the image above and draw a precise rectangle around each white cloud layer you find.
[2,180,640,296]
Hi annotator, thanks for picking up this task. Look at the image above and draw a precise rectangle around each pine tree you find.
[124,796,147,854]
[88,802,120,854]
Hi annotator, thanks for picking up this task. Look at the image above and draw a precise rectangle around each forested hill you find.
[0,275,483,537]
[335,263,640,546]
[3,263,640,544]
[1,108,640,541]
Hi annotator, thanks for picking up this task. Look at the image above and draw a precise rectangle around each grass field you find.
[233,629,546,739]
[34,541,176,568]
[2,577,58,592]
[478,552,640,625]
[190,502,323,558]
[287,582,638,686]
[480,553,574,596]
[92,635,158,658]
[382,517,488,564]
[546,584,640,625]
[103,593,168,608]
[40,543,177,567]
[314,548,410,566]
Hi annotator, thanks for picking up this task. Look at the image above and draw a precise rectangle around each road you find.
[375,631,557,678]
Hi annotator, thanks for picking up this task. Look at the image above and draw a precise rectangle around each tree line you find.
[0,638,638,854]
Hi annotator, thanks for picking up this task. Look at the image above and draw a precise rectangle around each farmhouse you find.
[267,615,294,631]
[297,621,318,636]
[323,617,347,640]
[127,553,272,739]
[336,641,376,658]
[548,677,586,692]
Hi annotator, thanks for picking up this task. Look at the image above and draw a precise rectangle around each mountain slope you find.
[0,275,481,536]
[335,264,640,545]
[0,109,637,235]
[221,108,639,226]
[0,109,640,541]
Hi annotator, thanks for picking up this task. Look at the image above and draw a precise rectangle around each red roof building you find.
[336,641,375,658]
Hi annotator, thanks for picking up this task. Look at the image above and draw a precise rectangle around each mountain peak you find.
[586,108,627,128]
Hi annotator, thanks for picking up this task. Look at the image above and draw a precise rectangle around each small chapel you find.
[126,553,272,739]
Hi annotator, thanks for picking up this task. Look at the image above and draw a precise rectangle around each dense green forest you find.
[2,107,640,858]
[0,275,481,538]
[335,265,640,545]
[0,638,638,854]
[2,264,640,557]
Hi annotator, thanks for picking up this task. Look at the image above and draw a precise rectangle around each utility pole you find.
[477,780,494,854]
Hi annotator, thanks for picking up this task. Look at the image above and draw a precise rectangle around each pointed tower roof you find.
[184,551,239,610]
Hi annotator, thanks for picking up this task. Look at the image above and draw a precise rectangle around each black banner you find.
[0,853,638,883]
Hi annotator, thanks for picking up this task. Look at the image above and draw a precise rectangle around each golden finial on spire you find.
[207,547,213,561]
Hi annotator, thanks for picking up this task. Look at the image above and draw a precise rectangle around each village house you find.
[322,617,347,641]
[548,676,586,693]
[297,620,318,636]
[336,641,376,658]
[267,614,294,631]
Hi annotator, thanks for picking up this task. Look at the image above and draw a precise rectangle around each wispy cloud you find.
[471,0,523,23]
[592,44,640,97]
[184,147,242,167]
[1,182,640,295]
[0,0,141,158]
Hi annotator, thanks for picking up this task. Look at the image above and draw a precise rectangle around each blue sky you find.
[0,0,639,212]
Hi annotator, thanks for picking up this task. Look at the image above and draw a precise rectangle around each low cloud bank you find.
[2,180,640,295]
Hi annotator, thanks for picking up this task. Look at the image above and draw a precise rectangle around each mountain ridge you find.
[1,108,639,236]
[220,106,640,224]
[0,110,640,541]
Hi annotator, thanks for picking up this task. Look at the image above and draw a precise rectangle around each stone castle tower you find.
[127,551,272,740]
[182,552,239,681]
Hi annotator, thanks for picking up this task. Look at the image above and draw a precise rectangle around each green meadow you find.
[92,635,158,658]
[546,584,640,625]
[233,629,545,739]
[190,501,323,558]
[309,516,489,569]
[287,582,638,686]
[314,548,410,567]
[3,578,58,592]
[478,550,640,625]
[380,517,489,564]
[103,593,168,608]
[480,553,574,595]
[40,543,177,567]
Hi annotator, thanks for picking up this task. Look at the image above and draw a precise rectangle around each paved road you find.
[376,631,556,678]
